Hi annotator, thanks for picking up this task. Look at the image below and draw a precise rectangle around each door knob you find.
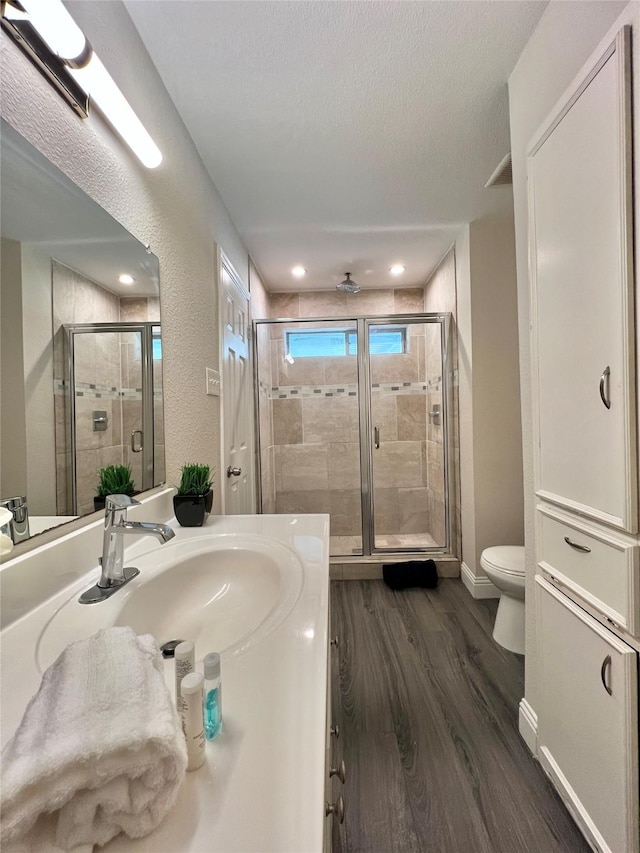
[227,466,242,478]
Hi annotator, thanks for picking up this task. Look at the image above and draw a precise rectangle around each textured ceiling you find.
[126,0,547,292]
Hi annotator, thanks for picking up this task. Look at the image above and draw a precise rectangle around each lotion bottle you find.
[174,641,194,723]
[180,672,206,771]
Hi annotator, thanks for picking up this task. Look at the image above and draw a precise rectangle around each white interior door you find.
[220,253,254,514]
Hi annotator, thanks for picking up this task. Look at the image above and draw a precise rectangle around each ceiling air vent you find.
[485,153,512,188]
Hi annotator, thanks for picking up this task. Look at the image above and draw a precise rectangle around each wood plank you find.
[330,579,592,853]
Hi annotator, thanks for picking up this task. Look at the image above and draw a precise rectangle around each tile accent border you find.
[269,379,441,400]
[53,379,154,401]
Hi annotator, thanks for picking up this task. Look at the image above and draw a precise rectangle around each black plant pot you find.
[173,490,213,527]
[94,491,139,512]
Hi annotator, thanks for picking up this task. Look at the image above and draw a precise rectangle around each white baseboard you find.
[460,562,499,599]
[518,698,538,755]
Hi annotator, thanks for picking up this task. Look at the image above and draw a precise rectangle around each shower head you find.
[336,272,361,294]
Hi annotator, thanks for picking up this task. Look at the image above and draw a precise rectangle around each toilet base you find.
[492,593,525,655]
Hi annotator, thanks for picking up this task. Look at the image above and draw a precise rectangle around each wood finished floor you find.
[329,579,591,853]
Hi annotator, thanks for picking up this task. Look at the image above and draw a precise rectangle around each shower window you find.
[286,326,406,358]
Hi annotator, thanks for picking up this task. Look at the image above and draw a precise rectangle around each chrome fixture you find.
[79,494,174,604]
[0,496,30,544]
[336,272,361,294]
[1,0,162,167]
[227,466,242,478]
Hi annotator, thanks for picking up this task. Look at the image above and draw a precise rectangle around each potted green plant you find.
[173,463,214,526]
[94,464,136,511]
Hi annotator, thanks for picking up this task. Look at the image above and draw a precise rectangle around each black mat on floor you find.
[382,559,438,590]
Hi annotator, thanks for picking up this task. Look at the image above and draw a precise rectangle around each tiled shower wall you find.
[52,262,161,515]
[259,287,453,546]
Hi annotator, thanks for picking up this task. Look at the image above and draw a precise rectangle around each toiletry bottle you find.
[203,652,222,740]
[180,672,206,771]
[174,641,195,724]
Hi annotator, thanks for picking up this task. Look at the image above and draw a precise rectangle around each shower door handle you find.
[130,430,143,452]
[374,426,380,449]
[599,366,611,409]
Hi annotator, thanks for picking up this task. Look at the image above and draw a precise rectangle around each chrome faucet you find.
[79,494,175,604]
[0,496,30,544]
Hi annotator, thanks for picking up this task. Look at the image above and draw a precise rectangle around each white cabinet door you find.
[536,577,638,853]
[528,29,637,532]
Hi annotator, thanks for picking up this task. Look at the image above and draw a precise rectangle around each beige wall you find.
[0,238,27,499]
[424,247,460,557]
[21,245,56,514]
[455,211,524,584]
[469,213,523,561]
[509,0,630,712]
[1,0,250,513]
[456,226,475,576]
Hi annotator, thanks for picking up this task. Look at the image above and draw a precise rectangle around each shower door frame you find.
[253,312,453,556]
[65,322,158,514]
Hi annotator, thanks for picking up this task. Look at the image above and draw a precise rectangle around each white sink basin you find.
[36,533,304,673]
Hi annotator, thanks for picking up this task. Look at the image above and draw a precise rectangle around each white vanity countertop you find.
[0,512,331,853]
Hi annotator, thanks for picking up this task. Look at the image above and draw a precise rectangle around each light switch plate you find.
[206,367,220,396]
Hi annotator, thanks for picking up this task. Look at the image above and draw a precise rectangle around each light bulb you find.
[291,266,307,278]
[22,0,87,61]
[390,264,406,276]
[118,274,135,285]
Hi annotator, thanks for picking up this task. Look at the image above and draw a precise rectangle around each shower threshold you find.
[330,532,439,557]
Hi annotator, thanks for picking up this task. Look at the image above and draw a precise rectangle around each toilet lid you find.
[481,545,525,576]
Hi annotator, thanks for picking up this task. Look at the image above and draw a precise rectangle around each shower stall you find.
[58,322,164,516]
[254,314,452,557]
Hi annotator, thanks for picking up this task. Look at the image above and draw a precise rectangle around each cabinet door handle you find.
[374,426,380,449]
[599,366,611,409]
[563,536,591,553]
[600,654,612,695]
[325,796,345,823]
[329,760,346,784]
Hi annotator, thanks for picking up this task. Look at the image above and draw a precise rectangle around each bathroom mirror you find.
[0,119,165,548]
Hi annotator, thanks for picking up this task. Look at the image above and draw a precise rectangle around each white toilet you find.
[480,545,525,655]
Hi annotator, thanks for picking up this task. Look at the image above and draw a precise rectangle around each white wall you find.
[509,0,630,711]
[1,0,250,509]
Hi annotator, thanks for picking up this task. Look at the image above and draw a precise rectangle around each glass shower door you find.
[66,324,157,515]
[367,318,447,551]
[254,318,363,556]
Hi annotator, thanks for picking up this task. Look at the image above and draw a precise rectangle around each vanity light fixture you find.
[390,264,406,276]
[118,274,135,285]
[1,0,162,168]
[291,266,307,278]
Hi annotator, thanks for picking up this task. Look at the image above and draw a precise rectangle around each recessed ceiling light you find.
[291,266,307,278]
[119,273,135,285]
[390,264,406,276]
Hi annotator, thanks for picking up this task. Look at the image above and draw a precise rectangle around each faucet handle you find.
[105,494,141,511]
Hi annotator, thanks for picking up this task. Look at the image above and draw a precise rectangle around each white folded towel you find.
[1,626,187,852]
